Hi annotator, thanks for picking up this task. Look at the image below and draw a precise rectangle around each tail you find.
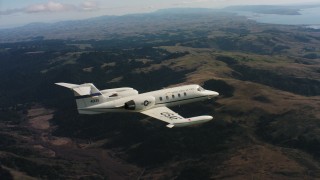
[55,82,105,114]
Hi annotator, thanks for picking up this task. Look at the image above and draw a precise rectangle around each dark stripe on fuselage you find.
[75,93,102,99]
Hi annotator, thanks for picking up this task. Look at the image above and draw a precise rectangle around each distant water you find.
[234,7,320,28]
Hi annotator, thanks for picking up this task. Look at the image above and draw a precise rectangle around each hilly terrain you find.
[0,9,320,179]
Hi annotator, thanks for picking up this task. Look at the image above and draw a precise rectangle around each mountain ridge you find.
[2,5,320,42]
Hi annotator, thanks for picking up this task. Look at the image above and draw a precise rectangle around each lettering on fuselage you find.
[90,99,99,103]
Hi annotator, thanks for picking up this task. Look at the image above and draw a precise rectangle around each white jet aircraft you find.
[56,82,219,128]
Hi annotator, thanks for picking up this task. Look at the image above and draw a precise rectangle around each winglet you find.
[166,124,174,128]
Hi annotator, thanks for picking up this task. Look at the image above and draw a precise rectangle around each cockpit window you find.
[197,86,204,92]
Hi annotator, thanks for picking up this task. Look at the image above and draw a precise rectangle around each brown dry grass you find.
[218,78,320,117]
[28,107,54,130]
[214,145,309,180]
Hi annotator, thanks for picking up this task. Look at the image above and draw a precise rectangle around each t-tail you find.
[55,82,105,114]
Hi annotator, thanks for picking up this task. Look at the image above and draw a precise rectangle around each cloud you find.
[26,1,74,13]
[81,1,99,11]
[0,1,100,15]
[181,0,211,4]
[173,0,225,6]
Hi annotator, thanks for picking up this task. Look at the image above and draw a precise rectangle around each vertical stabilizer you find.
[55,82,105,113]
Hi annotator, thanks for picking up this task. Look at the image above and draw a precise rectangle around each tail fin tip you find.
[55,82,79,89]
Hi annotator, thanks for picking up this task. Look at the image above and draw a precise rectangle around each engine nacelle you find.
[117,89,138,97]
[124,96,155,111]
[101,88,139,98]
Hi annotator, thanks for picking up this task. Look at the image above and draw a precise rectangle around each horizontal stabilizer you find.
[55,82,79,89]
[56,82,93,96]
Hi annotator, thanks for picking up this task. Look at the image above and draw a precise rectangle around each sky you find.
[0,0,319,28]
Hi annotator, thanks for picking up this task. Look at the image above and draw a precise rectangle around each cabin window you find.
[166,96,169,100]
[172,95,175,98]
[178,93,181,97]
[184,92,187,96]
[159,97,163,101]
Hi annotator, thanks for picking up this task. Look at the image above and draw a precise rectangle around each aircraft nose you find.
[208,91,219,99]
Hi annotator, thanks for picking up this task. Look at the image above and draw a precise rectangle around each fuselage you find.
[81,84,219,114]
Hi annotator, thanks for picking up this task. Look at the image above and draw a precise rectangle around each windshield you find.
[197,86,205,92]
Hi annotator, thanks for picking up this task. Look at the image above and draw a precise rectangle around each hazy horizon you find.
[0,0,319,28]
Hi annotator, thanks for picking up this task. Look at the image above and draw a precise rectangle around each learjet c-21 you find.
[56,82,219,128]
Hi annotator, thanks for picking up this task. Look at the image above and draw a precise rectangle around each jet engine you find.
[116,89,139,97]
[101,88,138,98]
[124,96,155,111]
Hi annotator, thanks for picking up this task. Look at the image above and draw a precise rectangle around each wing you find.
[141,107,186,128]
